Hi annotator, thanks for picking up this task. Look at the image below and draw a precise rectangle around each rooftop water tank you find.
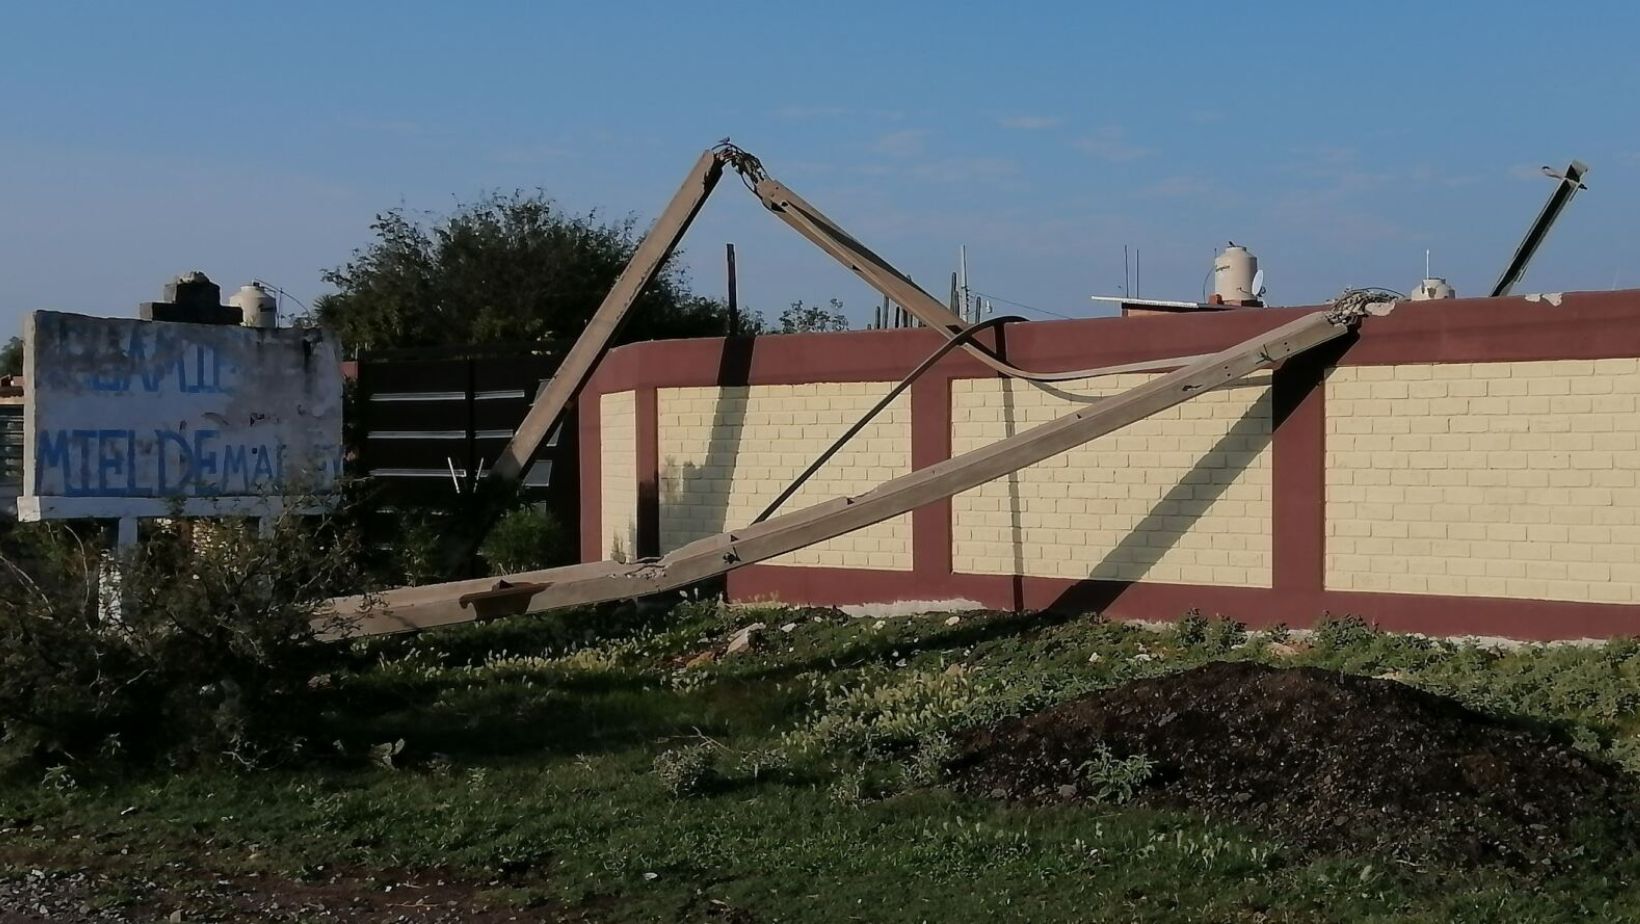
[1409,277,1456,300]
[1213,244,1259,304]
[229,282,278,328]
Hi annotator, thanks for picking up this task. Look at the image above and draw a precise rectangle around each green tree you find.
[0,336,21,376]
[778,298,849,334]
[313,192,735,352]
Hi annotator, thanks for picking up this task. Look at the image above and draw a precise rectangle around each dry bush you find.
[0,513,363,771]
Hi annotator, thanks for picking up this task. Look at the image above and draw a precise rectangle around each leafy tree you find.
[778,298,850,334]
[0,336,21,376]
[313,192,735,352]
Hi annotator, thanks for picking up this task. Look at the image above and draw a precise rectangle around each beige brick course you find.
[1326,360,1640,602]
[657,383,912,570]
[950,373,1274,586]
[599,391,638,562]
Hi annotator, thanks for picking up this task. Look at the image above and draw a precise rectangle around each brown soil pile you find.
[954,661,1640,869]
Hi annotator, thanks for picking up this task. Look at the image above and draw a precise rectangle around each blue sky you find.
[3,1,1639,334]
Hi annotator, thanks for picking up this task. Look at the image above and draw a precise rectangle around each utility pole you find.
[725,242,739,335]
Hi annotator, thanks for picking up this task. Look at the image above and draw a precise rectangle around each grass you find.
[5,601,1640,921]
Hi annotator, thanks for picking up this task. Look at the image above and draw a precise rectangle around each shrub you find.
[0,513,361,770]
[480,506,571,575]
[654,743,715,797]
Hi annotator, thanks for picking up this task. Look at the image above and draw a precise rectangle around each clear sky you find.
[3,1,1638,334]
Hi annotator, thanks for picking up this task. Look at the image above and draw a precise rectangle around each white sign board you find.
[19,310,344,520]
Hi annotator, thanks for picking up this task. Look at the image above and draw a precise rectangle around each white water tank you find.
[230,282,277,328]
[1409,277,1457,300]
[1213,244,1259,303]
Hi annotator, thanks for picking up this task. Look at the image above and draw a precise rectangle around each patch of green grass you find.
[5,603,1640,922]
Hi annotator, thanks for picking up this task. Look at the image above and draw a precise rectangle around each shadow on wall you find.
[656,337,755,553]
[949,359,1273,609]
[1029,382,1273,614]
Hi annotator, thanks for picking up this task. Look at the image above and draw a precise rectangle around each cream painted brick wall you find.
[599,391,637,562]
[657,383,912,570]
[950,373,1274,586]
[1326,359,1640,602]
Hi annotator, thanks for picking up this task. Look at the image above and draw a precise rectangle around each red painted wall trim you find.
[634,386,659,558]
[586,292,1640,393]
[1270,344,1341,594]
[728,565,1640,642]
[577,392,602,563]
[910,371,954,578]
[1338,291,1640,366]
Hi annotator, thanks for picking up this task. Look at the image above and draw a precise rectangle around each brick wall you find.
[1326,359,1640,603]
[599,390,637,562]
[951,374,1274,586]
[656,383,912,569]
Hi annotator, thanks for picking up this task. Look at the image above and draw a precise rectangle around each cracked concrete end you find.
[1523,292,1565,306]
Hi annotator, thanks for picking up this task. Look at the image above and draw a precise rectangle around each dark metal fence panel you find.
[353,345,576,521]
[0,403,22,496]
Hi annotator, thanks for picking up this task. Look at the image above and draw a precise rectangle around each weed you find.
[1312,614,1378,649]
[786,669,978,757]
[1174,610,1209,647]
[827,765,867,806]
[1205,617,1248,653]
[734,746,790,781]
[1077,744,1155,804]
[906,733,957,787]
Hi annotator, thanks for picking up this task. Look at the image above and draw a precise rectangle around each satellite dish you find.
[1250,268,1266,300]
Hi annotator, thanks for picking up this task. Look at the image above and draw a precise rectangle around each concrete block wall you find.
[1326,359,1640,603]
[656,383,912,569]
[578,292,1640,640]
[951,374,1274,586]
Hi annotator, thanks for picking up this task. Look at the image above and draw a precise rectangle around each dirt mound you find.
[954,661,1640,868]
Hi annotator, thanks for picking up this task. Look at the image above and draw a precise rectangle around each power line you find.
[967,289,1080,321]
